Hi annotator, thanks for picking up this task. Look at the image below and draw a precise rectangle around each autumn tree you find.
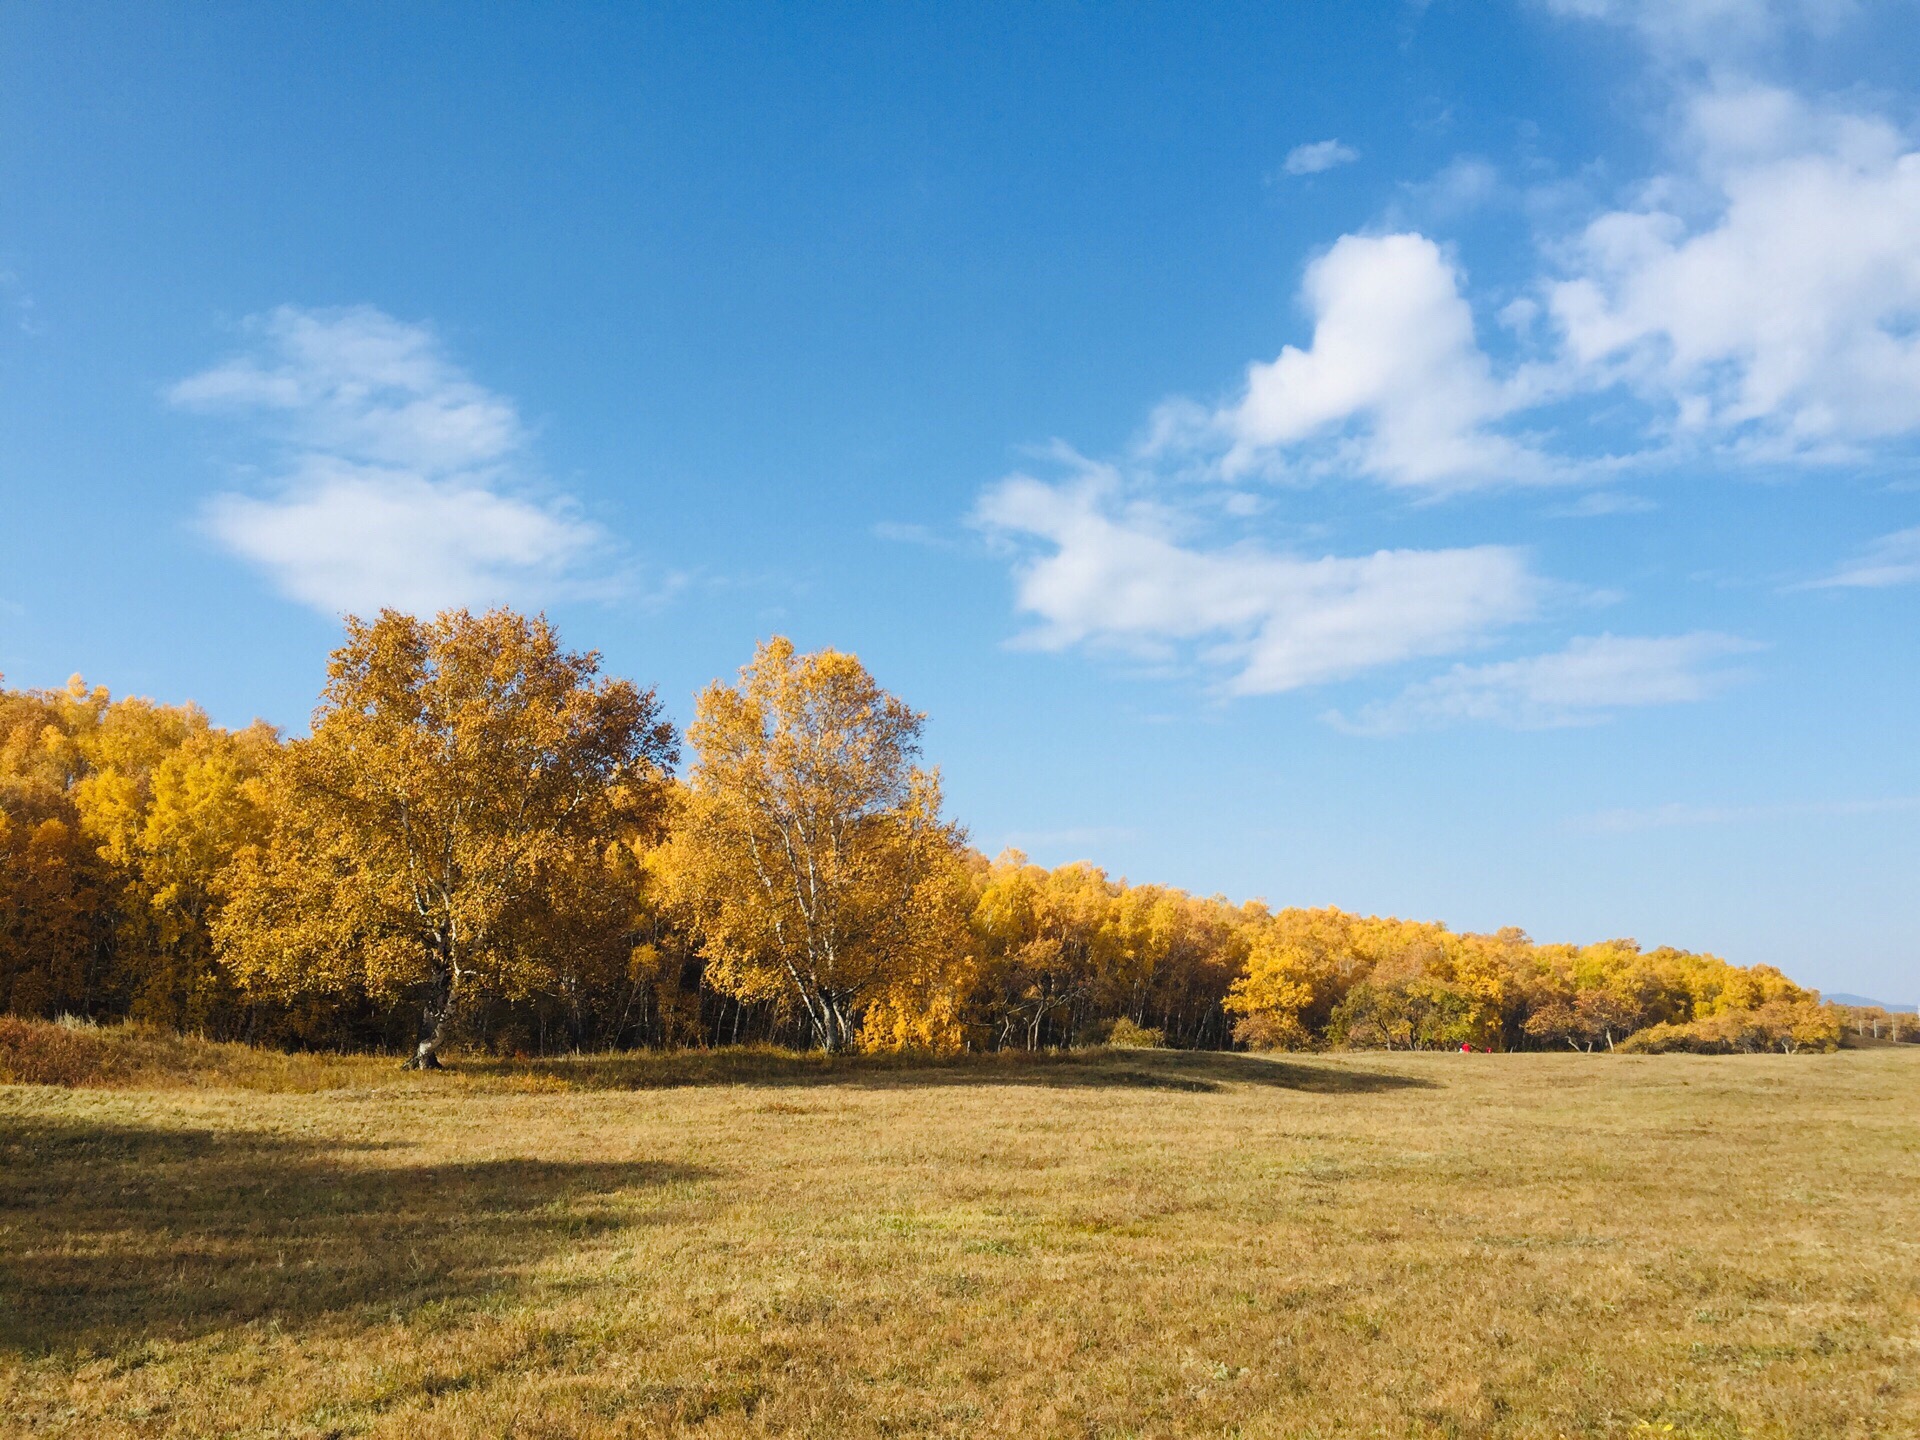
[70,697,280,1029]
[969,856,1115,1049]
[1093,881,1244,1048]
[2,656,1866,1060]
[1226,907,1365,1051]
[0,676,277,1028]
[215,609,676,1067]
[651,637,972,1052]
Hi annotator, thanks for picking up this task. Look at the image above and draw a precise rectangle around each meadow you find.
[2,1030,1915,1438]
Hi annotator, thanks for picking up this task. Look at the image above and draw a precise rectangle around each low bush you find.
[1618,1000,1841,1055]
[1105,1017,1167,1049]
[0,1014,126,1086]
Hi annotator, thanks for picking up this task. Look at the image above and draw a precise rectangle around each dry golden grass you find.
[0,1018,406,1092]
[2,1033,1915,1437]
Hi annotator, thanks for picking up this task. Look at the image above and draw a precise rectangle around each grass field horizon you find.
[4,1032,1915,1438]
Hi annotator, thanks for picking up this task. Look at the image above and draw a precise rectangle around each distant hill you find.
[1826,993,1919,1013]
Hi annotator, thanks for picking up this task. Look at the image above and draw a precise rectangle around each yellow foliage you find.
[212,609,676,1066]
[650,638,973,1052]
[1,630,1867,1061]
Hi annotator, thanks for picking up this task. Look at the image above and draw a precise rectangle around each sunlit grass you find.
[2,1032,1915,1437]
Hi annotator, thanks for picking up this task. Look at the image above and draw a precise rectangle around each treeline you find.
[1,609,1901,1061]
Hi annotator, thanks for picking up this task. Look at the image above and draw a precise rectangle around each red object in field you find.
[1460,1042,1473,1052]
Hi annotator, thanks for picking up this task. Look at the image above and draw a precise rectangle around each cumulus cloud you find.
[172,306,606,616]
[971,1,1902,714]
[1282,139,1360,176]
[1197,79,1920,484]
[1333,632,1759,733]
[974,471,1540,694]
[1219,233,1540,488]
[1799,526,1920,588]
[1547,84,1920,457]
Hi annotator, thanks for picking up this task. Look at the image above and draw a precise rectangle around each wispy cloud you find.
[989,825,1141,856]
[1399,156,1503,223]
[1331,632,1759,733]
[0,269,39,336]
[1539,0,1859,67]
[1281,139,1360,176]
[974,463,1540,695]
[1572,793,1920,835]
[871,520,962,551]
[1797,526,1920,588]
[171,305,609,617]
[1550,490,1659,518]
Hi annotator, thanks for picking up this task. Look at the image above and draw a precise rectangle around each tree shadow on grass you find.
[489,1046,1438,1096]
[0,1115,705,1356]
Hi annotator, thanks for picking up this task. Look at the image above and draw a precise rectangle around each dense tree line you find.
[1,609,1901,1060]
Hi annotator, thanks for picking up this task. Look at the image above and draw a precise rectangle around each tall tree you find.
[71,697,279,1029]
[971,856,1117,1050]
[215,609,676,1067]
[652,637,971,1052]
[0,676,273,1026]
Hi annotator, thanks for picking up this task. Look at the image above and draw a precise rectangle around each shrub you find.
[1232,1011,1311,1052]
[0,1014,123,1085]
[1618,999,1842,1055]
[1618,1021,1729,1055]
[1105,1017,1166,1049]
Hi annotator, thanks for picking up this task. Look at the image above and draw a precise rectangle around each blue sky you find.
[3,0,1918,1000]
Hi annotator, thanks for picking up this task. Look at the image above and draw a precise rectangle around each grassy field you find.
[1,1036,1915,1438]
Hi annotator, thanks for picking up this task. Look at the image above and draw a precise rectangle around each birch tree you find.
[651,637,970,1052]
[214,608,676,1067]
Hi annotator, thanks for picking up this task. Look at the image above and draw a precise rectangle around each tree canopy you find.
[651,637,973,1052]
[214,609,676,1066]
[1,612,1899,1062]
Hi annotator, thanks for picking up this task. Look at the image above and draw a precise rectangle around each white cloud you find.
[1800,525,1920,587]
[1333,632,1758,733]
[172,306,606,616]
[974,471,1540,694]
[169,305,521,472]
[1538,0,1857,64]
[1546,83,1920,457]
[1220,233,1541,489]
[974,4,1911,710]
[1201,81,1920,484]
[203,463,603,617]
[1282,140,1360,176]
